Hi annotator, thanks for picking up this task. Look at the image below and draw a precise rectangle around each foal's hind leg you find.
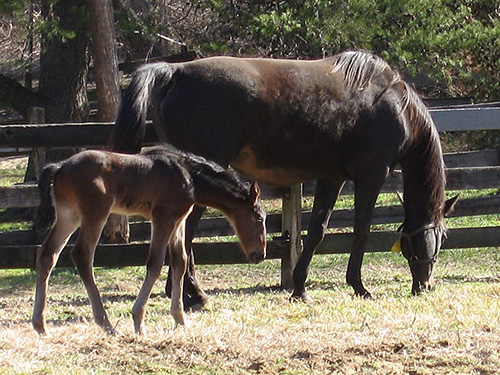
[70,217,114,333]
[132,215,176,335]
[291,177,345,303]
[32,207,79,335]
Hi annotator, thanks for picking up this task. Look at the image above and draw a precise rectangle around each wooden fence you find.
[1,105,499,288]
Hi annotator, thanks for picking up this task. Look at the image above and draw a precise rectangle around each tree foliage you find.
[1,0,499,102]
[188,0,499,100]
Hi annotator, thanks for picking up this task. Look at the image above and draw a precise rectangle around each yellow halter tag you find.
[391,238,402,253]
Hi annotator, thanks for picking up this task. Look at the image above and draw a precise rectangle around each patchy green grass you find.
[1,247,499,375]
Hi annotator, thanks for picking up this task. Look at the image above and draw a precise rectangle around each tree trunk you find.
[88,0,129,243]
[88,0,121,121]
[30,0,90,234]
[38,0,90,123]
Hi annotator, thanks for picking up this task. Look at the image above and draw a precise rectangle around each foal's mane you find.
[331,51,446,223]
[145,146,251,202]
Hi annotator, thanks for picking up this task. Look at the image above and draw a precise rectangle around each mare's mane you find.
[330,51,446,223]
[330,51,399,92]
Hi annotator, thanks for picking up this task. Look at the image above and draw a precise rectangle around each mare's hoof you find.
[105,327,118,335]
[349,281,372,299]
[354,290,372,299]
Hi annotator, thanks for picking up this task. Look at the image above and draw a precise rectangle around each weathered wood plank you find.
[0,122,158,148]
[430,107,500,132]
[444,150,500,168]
[0,184,39,208]
[2,192,500,246]
[315,226,500,254]
[2,226,498,269]
[0,240,287,269]
[0,107,499,149]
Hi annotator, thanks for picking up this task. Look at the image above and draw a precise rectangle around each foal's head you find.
[230,182,267,264]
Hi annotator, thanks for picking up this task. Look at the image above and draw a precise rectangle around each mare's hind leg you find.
[291,177,345,303]
[32,206,79,335]
[165,205,209,310]
[132,215,176,335]
[70,216,114,333]
[347,166,389,298]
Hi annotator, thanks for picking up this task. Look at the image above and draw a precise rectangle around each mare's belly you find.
[230,146,344,186]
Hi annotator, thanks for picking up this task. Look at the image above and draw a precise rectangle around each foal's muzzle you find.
[248,250,265,264]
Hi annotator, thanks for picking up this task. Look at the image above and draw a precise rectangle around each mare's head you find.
[395,196,458,294]
[231,182,267,264]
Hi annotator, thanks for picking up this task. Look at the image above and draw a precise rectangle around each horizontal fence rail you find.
[1,105,499,150]
[0,104,499,281]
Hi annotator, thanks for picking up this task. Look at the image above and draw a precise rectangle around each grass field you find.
[1,156,499,374]
[1,248,499,375]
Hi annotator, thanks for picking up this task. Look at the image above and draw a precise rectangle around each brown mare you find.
[32,146,266,335]
[111,51,458,307]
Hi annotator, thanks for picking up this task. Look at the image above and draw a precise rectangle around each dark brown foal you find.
[32,147,266,335]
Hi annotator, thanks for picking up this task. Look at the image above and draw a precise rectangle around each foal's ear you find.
[443,194,459,217]
[250,182,261,205]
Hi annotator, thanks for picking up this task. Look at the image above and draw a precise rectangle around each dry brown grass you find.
[1,250,500,375]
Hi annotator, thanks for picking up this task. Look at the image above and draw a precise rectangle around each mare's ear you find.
[443,194,459,217]
[250,182,261,205]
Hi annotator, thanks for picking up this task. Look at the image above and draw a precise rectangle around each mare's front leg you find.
[70,217,115,333]
[168,220,188,326]
[32,212,79,335]
[165,205,209,310]
[291,177,345,303]
[132,214,176,335]
[347,166,389,298]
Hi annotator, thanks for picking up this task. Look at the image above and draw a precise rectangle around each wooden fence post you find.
[26,107,46,181]
[280,184,303,290]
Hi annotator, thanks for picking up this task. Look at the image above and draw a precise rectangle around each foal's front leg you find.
[132,217,176,335]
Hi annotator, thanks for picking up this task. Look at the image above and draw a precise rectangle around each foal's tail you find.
[33,163,62,238]
[109,63,174,153]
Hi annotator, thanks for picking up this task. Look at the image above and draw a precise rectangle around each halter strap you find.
[400,223,438,265]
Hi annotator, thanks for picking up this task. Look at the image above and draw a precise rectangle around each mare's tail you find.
[33,163,62,238]
[109,63,174,153]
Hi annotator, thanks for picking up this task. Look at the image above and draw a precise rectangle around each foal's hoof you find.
[290,291,314,304]
[32,320,48,336]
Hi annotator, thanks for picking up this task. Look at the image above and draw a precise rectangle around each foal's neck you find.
[189,164,248,214]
